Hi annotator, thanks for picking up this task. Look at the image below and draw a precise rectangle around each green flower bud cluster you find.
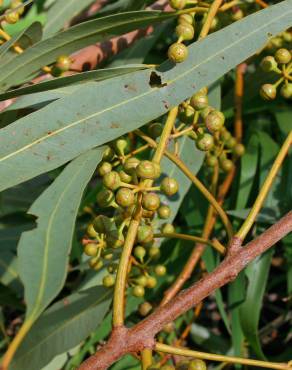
[82,140,177,299]
[167,6,195,63]
[176,89,245,172]
[259,47,292,101]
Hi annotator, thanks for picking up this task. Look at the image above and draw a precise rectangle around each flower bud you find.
[155,265,166,276]
[116,187,135,208]
[169,0,186,9]
[175,24,194,41]
[134,246,146,261]
[56,55,71,72]
[196,133,214,151]
[161,223,175,234]
[106,230,124,248]
[168,42,188,63]
[274,48,291,64]
[142,193,160,211]
[188,359,207,370]
[148,122,163,138]
[205,110,225,132]
[280,83,292,99]
[133,285,145,297]
[103,171,121,190]
[260,84,276,100]
[93,215,112,234]
[97,161,112,177]
[96,189,115,208]
[158,205,171,219]
[260,56,278,72]
[136,160,160,180]
[160,177,179,196]
[103,275,115,287]
[137,225,154,244]
[146,275,157,288]
[84,243,98,257]
[138,302,152,316]
[190,93,209,110]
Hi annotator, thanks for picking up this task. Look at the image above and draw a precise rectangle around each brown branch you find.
[78,211,292,370]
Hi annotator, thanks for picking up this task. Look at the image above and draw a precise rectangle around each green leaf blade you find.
[18,147,103,319]
[0,1,291,191]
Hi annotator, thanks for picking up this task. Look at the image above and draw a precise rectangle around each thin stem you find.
[112,108,178,327]
[219,0,239,12]
[198,0,224,39]
[141,348,153,370]
[152,107,178,164]
[155,343,290,370]
[234,64,245,142]
[236,131,292,241]
[154,232,225,254]
[255,0,269,8]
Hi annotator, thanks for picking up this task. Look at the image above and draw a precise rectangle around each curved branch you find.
[78,211,292,370]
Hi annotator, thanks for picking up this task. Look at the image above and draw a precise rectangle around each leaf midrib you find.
[2,7,291,164]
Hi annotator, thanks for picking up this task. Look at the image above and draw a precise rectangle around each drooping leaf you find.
[239,249,274,359]
[0,1,291,191]
[0,11,175,90]
[0,65,149,102]
[18,147,103,324]
[43,0,95,37]
[10,286,112,370]
[0,22,42,62]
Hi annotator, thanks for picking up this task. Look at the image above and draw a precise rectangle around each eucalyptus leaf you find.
[11,286,112,370]
[0,65,148,102]
[43,0,95,37]
[18,147,103,325]
[0,11,174,89]
[0,2,290,192]
[239,249,274,359]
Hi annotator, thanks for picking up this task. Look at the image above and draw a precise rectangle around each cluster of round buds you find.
[177,88,245,173]
[167,1,196,63]
[147,359,207,370]
[265,31,292,52]
[259,47,292,100]
[83,139,178,297]
[51,55,72,77]
[3,0,24,24]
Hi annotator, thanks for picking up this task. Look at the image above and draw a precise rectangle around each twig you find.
[77,211,292,370]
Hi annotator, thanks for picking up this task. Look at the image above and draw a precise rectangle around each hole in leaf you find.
[149,71,167,88]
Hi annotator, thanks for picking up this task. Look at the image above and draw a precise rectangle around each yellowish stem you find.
[155,343,290,370]
[113,218,140,326]
[112,108,178,327]
[1,319,33,370]
[199,0,224,39]
[154,232,225,254]
[141,348,153,370]
[236,131,292,241]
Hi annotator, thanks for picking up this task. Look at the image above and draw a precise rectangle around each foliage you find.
[0,0,291,369]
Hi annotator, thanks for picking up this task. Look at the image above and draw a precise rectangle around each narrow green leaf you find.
[0,11,174,89]
[236,133,259,209]
[239,249,273,359]
[228,274,245,357]
[203,247,231,334]
[0,1,291,191]
[18,147,103,321]
[11,286,112,370]
[0,65,148,102]
[43,0,95,37]
[0,22,42,61]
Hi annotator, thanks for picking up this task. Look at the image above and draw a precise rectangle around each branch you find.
[78,211,292,370]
